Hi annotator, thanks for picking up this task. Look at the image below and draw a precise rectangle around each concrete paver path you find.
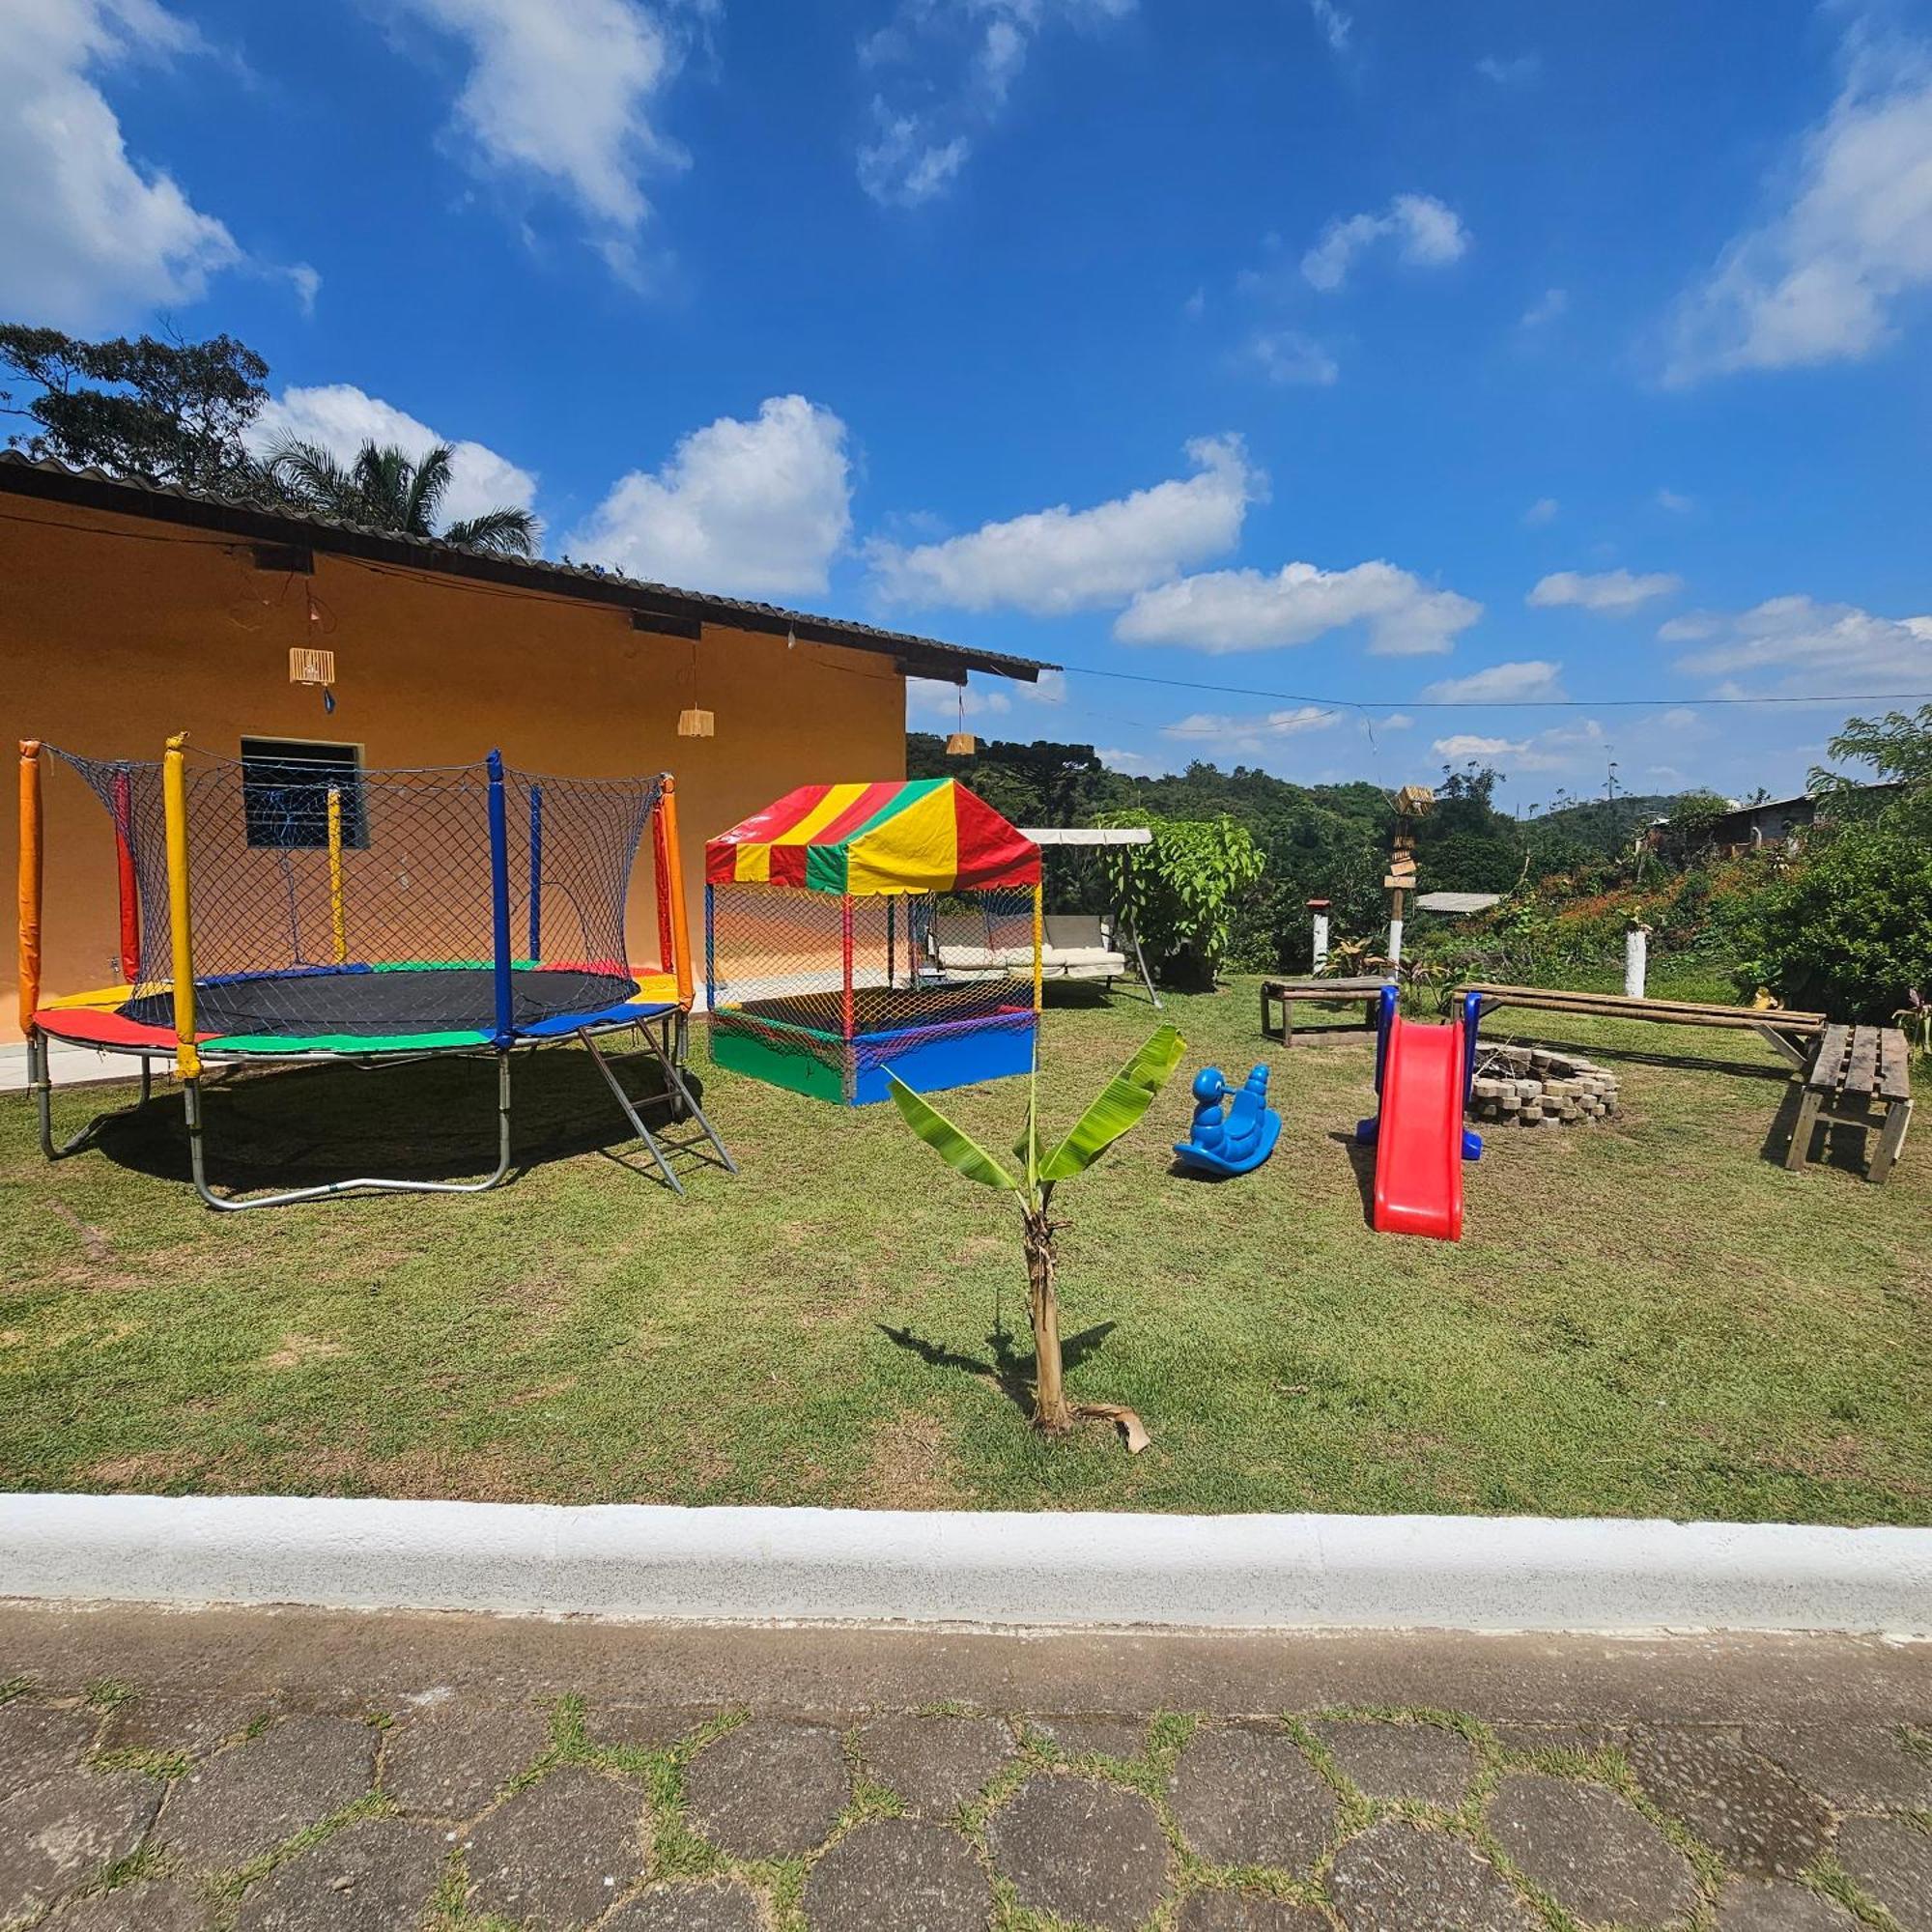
[0,1604,1926,1929]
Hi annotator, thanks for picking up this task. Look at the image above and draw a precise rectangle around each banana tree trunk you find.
[1021,1206,1071,1435]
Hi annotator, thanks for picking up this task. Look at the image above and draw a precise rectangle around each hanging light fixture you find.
[945,681,976,756]
[676,635,715,739]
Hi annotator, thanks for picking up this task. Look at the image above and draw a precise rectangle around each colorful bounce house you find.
[17,736,731,1208]
[704,779,1041,1104]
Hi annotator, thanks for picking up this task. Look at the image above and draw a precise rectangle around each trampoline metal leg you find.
[639,1023,737,1177]
[185,1052,517,1212]
[33,1035,162,1160]
[579,1029,686,1197]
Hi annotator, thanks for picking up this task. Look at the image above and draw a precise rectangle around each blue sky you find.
[8,0,1932,808]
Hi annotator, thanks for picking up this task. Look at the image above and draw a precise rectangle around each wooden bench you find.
[1261,976,1392,1045]
[1787,1024,1914,1184]
[1456,983,1827,1068]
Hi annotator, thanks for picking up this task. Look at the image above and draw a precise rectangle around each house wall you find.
[1,497,909,1044]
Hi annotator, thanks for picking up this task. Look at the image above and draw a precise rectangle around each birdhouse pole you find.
[1385,784,1433,971]
[1307,897,1331,972]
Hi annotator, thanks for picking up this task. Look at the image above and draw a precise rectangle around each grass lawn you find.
[2,974,1927,1523]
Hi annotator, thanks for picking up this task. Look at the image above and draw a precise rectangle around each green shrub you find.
[1733,824,1932,1020]
[1094,812,1265,990]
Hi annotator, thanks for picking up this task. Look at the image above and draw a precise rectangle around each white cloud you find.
[1117,558,1482,657]
[1026,668,1068,704]
[0,0,243,329]
[1520,287,1568,328]
[1094,746,1173,776]
[1667,594,1932,692]
[246,384,540,531]
[1376,712,1415,730]
[1521,497,1560,527]
[1528,568,1684,612]
[1654,487,1696,515]
[1435,719,1607,774]
[908,676,1011,720]
[858,0,1136,207]
[1247,328,1340,385]
[388,0,695,274]
[1302,193,1469,292]
[1477,53,1540,85]
[867,434,1262,614]
[1162,704,1342,757]
[1307,0,1350,55]
[1665,46,1932,381]
[568,395,853,597]
[1422,659,1566,703]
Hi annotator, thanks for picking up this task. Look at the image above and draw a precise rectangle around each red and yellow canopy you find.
[705,779,1040,895]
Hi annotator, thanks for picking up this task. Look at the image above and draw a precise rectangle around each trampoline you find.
[18,737,735,1208]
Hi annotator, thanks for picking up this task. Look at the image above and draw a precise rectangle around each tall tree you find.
[0,324,270,490]
[266,437,538,556]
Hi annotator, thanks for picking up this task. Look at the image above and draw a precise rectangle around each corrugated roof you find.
[0,450,1053,686]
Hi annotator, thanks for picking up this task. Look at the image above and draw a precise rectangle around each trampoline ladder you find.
[579,1024,737,1199]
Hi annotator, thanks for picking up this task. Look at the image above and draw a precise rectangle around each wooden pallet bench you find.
[1261,976,1392,1045]
[1786,1024,1914,1184]
[1456,983,1827,1068]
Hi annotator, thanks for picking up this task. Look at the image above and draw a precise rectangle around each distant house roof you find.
[0,451,1052,688]
[1689,781,1903,842]
[1415,891,1503,915]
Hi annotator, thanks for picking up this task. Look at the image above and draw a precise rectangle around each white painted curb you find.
[3,1495,1929,1633]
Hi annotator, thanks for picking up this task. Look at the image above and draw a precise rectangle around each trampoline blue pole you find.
[486,752,513,1045]
[526,782,543,963]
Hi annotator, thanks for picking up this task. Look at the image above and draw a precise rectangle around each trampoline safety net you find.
[48,747,665,1044]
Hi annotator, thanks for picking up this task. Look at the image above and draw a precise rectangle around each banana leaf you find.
[1040,1024,1187,1181]
[888,1073,1019,1191]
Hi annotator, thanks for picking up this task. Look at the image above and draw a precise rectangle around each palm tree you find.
[265,438,538,557]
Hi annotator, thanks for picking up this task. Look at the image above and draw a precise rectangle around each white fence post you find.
[1308,899,1330,973]
[1625,920,1650,999]
[1387,916,1405,973]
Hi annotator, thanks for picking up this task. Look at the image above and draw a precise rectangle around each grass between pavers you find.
[1,973,1927,1523]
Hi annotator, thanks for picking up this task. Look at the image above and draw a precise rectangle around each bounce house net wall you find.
[706,882,1037,1105]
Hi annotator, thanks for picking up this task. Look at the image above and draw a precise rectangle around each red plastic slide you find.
[1372,1014,1468,1240]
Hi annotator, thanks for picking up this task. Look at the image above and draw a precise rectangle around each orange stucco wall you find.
[1,497,909,1043]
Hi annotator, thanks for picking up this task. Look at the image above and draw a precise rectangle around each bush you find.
[1733,823,1932,1021]
[1095,812,1265,990]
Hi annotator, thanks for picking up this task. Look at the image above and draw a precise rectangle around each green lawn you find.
[2,976,1926,1523]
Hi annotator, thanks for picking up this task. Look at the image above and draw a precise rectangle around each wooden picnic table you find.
[1455,983,1827,1068]
[1787,1023,1914,1184]
[1261,976,1392,1045]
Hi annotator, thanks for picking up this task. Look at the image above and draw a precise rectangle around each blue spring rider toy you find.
[1174,1064,1281,1177]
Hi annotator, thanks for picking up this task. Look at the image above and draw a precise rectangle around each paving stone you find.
[588,1707,717,1753]
[1313,1721,1478,1806]
[1835,1816,1932,1932]
[0,1768,161,1924]
[1714,1877,1862,1931]
[1178,1889,1332,1929]
[1169,1726,1339,1872]
[159,1715,377,1872]
[1489,1774,1698,1926]
[987,1773,1169,1932]
[801,1816,990,1932]
[50,1879,213,1930]
[99,1694,276,1762]
[463,1764,647,1930]
[1027,1715,1149,1760]
[1623,1726,1832,1879]
[1745,1725,1932,1811]
[0,1702,97,1796]
[683,1719,849,1860]
[607,1880,765,1931]
[236,1817,445,1931]
[859,1715,1014,1816]
[1329,1820,1537,1932]
[382,1704,549,1818]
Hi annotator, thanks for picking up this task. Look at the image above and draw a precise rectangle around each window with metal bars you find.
[240,737,367,850]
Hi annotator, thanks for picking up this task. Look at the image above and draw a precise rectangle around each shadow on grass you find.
[49,1041,717,1196]
[878,1319,1120,1419]
[1758,1077,1877,1180]
[1330,1129,1378,1228]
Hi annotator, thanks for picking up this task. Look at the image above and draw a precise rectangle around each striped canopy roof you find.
[705,779,1040,895]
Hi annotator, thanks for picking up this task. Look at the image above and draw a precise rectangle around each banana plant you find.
[888,1025,1186,1449]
